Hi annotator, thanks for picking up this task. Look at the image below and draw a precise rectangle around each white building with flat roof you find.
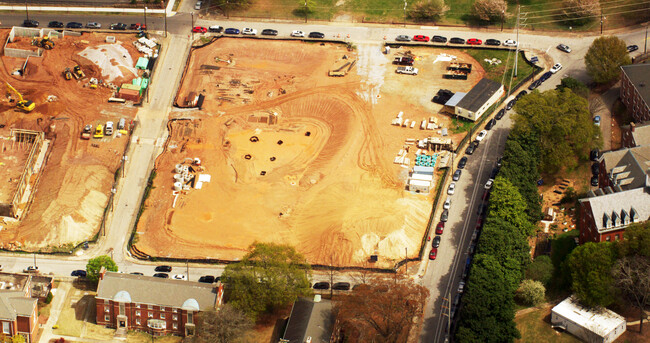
[551,296,626,343]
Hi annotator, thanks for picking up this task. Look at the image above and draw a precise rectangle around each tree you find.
[487,177,536,236]
[561,0,599,19]
[221,242,312,319]
[513,89,602,174]
[515,279,546,307]
[86,255,118,283]
[477,219,531,278]
[188,305,253,343]
[499,136,542,222]
[616,222,650,258]
[550,230,579,290]
[611,256,650,333]
[567,242,616,307]
[11,335,25,343]
[408,0,449,22]
[556,77,589,99]
[585,36,631,84]
[334,276,429,343]
[473,0,507,22]
[526,255,554,287]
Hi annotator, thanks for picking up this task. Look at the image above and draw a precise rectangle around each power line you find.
[527,6,650,25]
[524,0,650,20]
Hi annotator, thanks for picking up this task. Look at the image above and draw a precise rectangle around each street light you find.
[144,6,148,32]
[501,10,505,31]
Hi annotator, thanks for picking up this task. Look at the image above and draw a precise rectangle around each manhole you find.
[260,171,266,176]
[244,154,252,160]
[277,140,283,145]
[250,136,259,142]
[305,131,311,136]
[270,157,276,161]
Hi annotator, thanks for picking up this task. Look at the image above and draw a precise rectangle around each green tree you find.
[526,255,554,287]
[550,230,578,290]
[86,255,118,283]
[515,279,546,307]
[487,177,536,236]
[556,77,589,99]
[477,219,531,278]
[11,335,25,343]
[616,222,650,258]
[513,89,602,174]
[585,36,631,84]
[221,242,312,319]
[567,242,616,307]
[189,305,253,343]
[499,137,542,222]
[408,0,449,22]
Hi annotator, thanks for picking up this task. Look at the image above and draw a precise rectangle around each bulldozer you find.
[73,65,85,79]
[31,37,54,50]
[5,82,35,112]
[63,68,72,80]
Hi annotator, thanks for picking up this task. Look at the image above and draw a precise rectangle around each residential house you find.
[596,145,650,191]
[0,272,52,343]
[620,64,650,122]
[621,121,650,148]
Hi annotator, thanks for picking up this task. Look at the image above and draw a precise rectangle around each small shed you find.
[117,88,140,101]
[551,296,626,343]
[411,173,433,182]
[409,179,431,193]
[413,166,435,175]
[136,57,149,70]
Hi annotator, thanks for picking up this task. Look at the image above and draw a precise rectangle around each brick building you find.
[96,271,223,337]
[0,292,38,342]
[620,64,650,122]
[621,121,650,148]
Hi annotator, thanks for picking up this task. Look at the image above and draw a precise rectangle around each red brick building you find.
[621,121,650,148]
[96,271,223,337]
[620,64,650,123]
[0,293,39,342]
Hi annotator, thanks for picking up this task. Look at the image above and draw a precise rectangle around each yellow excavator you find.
[31,37,55,50]
[5,82,35,112]
[63,68,72,80]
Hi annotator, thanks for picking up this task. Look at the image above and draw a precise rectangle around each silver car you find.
[396,35,411,42]
[86,22,101,29]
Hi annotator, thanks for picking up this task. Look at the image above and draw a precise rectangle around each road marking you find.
[420,26,439,30]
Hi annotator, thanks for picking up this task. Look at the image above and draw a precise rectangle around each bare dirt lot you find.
[0,30,141,250]
[136,39,485,267]
[0,139,30,203]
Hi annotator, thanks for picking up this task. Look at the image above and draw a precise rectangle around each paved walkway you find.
[590,81,621,151]
[39,282,70,343]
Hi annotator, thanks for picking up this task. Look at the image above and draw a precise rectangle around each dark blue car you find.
[66,22,83,29]
[540,71,553,82]
[224,28,240,34]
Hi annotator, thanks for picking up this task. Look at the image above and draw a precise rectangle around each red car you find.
[130,23,147,30]
[192,26,207,33]
[476,217,484,230]
[467,38,482,45]
[413,35,430,42]
[429,248,438,260]
[435,221,445,235]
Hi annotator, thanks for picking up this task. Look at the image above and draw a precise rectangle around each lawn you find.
[462,49,536,91]
[515,306,581,343]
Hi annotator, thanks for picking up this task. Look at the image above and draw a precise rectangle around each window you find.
[606,236,611,241]
[173,315,178,321]
[615,234,620,241]
[173,323,178,330]
[136,311,141,317]
[148,305,153,310]
[136,319,141,325]
[188,312,193,324]
[148,312,153,318]
[160,313,166,319]
[119,303,125,316]
[172,308,178,313]
[105,306,110,313]
[2,322,10,334]
[104,315,110,322]
[161,307,166,312]
[136,304,140,308]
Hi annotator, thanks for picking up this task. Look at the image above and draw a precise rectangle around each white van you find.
[105,121,114,136]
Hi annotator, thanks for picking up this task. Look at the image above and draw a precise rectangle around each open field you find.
[515,305,581,343]
[0,29,143,250]
[136,38,490,267]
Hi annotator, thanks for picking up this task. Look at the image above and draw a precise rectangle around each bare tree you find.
[473,0,507,22]
[612,256,650,333]
[408,0,449,22]
[562,0,600,19]
[188,305,254,343]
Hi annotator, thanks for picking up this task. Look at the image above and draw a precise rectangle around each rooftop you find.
[630,122,650,147]
[444,92,467,107]
[455,79,503,112]
[580,186,650,233]
[96,272,219,310]
[282,297,334,343]
[601,145,650,190]
[552,296,625,337]
[621,64,650,106]
[0,291,36,320]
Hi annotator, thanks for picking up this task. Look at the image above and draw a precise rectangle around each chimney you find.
[99,266,106,281]
[313,295,321,303]
[630,122,636,132]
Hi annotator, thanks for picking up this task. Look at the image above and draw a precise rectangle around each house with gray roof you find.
[597,145,650,191]
[0,290,38,342]
[620,64,650,122]
[621,121,650,148]
[282,296,335,343]
[95,271,223,337]
[454,78,504,121]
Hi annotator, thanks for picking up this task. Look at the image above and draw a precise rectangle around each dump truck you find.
[73,65,85,79]
[396,66,418,75]
[81,124,92,140]
[5,82,35,112]
[63,68,73,80]
[393,56,414,66]
[32,37,54,49]
[447,62,472,72]
[443,71,468,80]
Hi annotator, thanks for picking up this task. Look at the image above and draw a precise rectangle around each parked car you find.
[506,99,516,110]
[432,235,441,248]
[627,45,639,53]
[477,203,486,216]
[441,209,449,222]
[540,71,553,82]
[172,274,187,280]
[198,275,215,283]
[309,31,325,38]
[86,22,101,29]
[105,121,114,136]
[528,79,542,90]
[66,22,82,29]
[458,156,467,169]
[503,39,518,47]
[435,221,445,234]
[261,29,278,36]
[130,272,144,275]
[48,21,64,28]
[591,162,600,175]
[516,90,527,100]
[466,38,482,45]
[291,30,305,37]
[110,23,127,30]
[71,270,87,277]
[485,118,496,130]
[557,43,572,53]
[24,266,39,273]
[443,197,451,210]
[209,25,223,33]
[475,130,488,142]
[332,282,351,290]
[129,23,146,30]
[432,35,447,43]
[242,27,257,35]
[413,35,430,42]
[496,157,502,168]
[495,108,506,120]
[485,39,501,46]
[447,182,455,195]
[458,281,465,293]
[450,37,465,44]
[224,28,240,34]
[153,273,169,278]
[395,35,411,42]
[591,175,599,187]
[594,115,601,126]
[484,179,494,190]
[429,248,438,260]
[192,26,208,33]
[590,148,600,161]
[313,282,330,290]
[452,169,461,182]
[23,19,39,27]
[465,141,477,155]
[550,63,563,74]
[194,1,202,10]
[155,265,172,272]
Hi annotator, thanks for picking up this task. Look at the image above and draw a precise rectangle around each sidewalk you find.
[39,282,71,343]
[0,0,177,15]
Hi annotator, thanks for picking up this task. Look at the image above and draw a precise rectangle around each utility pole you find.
[403,0,407,28]
[645,23,648,54]
[304,0,308,23]
[164,4,167,37]
[501,10,504,31]
[191,12,194,40]
[600,7,604,35]
[144,6,148,32]
[25,0,29,20]
[33,253,36,268]
[186,260,190,281]
[514,5,520,78]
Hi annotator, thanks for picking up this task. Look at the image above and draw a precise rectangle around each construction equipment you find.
[5,82,35,112]
[31,37,54,50]
[81,124,92,140]
[94,124,104,139]
[73,65,85,79]
[63,68,72,80]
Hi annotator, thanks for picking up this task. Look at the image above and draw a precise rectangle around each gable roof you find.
[552,296,625,337]
[631,122,650,147]
[282,297,334,343]
[621,64,650,106]
[96,272,218,310]
[0,291,36,320]
[601,145,650,190]
[580,187,650,233]
[456,79,503,112]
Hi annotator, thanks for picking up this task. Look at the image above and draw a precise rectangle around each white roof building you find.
[551,296,626,343]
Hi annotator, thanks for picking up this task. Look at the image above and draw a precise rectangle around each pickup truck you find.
[393,57,414,66]
[396,66,418,75]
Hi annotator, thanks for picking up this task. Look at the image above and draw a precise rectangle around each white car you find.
[447,182,456,195]
[443,197,451,210]
[291,30,305,37]
[475,130,488,142]
[242,27,257,35]
[485,179,494,190]
[194,1,202,10]
[550,63,563,74]
[503,39,518,47]
[172,274,187,280]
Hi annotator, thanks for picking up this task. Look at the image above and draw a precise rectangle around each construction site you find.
[134,40,487,267]
[0,27,153,250]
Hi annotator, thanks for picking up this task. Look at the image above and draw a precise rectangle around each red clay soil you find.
[0,30,141,250]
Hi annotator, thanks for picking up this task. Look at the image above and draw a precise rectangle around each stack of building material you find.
[408,165,435,193]
[117,83,141,101]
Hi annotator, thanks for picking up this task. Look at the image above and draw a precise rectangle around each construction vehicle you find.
[328,59,356,77]
[31,37,55,50]
[393,56,414,66]
[73,65,85,79]
[94,124,104,139]
[63,68,73,80]
[81,125,92,140]
[5,82,35,112]
[396,66,419,75]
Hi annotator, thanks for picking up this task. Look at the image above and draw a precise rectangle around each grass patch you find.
[515,306,580,343]
[85,324,117,340]
[451,117,473,134]
[462,49,535,91]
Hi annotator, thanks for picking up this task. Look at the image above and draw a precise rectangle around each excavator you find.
[31,37,55,50]
[73,65,85,79]
[63,68,72,80]
[5,82,35,112]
